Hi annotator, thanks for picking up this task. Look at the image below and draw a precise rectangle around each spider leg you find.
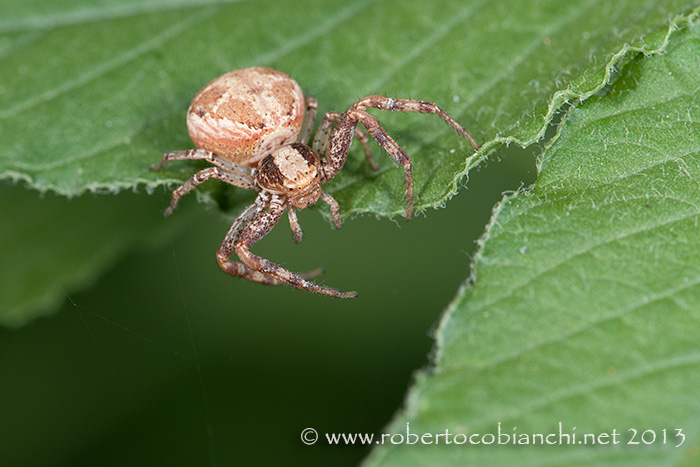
[215,194,282,285]
[298,96,318,145]
[323,96,480,220]
[353,96,480,152]
[161,166,256,216]
[219,195,357,298]
[151,149,254,176]
[320,190,342,230]
[313,111,378,171]
[287,206,303,244]
[327,109,415,219]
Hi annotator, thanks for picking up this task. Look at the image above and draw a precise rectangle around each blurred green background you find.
[0,145,535,465]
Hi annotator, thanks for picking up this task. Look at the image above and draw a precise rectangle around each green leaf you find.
[366,20,700,467]
[2,0,698,218]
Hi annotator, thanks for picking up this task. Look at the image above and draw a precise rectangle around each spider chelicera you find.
[152,67,479,298]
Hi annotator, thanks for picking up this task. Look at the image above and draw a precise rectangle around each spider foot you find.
[293,277,358,299]
[162,195,182,217]
[297,269,358,298]
[402,198,413,221]
[335,290,359,299]
[236,253,357,298]
[300,279,358,298]
[150,154,171,171]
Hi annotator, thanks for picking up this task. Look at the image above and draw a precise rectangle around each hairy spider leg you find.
[215,195,282,285]
[313,111,378,171]
[216,193,357,298]
[163,167,256,216]
[322,96,480,220]
[151,149,256,176]
[298,96,318,145]
[319,190,342,230]
[353,96,480,152]
[324,110,414,219]
[287,206,303,244]
[151,149,256,216]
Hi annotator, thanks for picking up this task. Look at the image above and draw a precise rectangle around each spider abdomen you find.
[186,67,305,166]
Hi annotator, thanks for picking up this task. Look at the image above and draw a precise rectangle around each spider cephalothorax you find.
[256,143,323,209]
[152,67,479,298]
